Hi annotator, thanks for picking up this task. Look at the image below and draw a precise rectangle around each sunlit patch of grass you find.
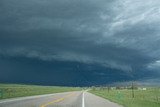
[89,87,160,107]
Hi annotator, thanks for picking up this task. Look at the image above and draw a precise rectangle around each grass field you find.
[0,84,81,100]
[90,87,160,107]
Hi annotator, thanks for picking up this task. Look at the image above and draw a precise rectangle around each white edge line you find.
[0,93,56,104]
[0,91,77,104]
[82,92,85,107]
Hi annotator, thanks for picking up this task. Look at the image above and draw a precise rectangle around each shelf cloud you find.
[0,0,160,86]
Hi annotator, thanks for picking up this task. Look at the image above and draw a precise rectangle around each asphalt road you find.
[0,91,122,107]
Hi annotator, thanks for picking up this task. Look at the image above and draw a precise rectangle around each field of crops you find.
[0,84,80,100]
[90,87,160,107]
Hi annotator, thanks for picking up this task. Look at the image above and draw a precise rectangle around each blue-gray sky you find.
[0,0,160,86]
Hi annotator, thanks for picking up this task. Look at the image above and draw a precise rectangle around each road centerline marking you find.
[40,93,75,107]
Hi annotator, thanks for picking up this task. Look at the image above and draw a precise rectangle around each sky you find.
[0,0,160,86]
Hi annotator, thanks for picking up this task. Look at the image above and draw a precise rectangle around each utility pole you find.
[107,86,110,93]
[132,82,134,98]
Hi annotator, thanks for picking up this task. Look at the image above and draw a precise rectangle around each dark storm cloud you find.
[0,0,160,85]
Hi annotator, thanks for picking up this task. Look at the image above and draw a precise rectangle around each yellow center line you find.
[40,93,76,107]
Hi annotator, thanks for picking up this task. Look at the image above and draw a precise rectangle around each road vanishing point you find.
[0,91,122,107]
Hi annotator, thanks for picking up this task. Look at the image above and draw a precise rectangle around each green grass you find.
[89,87,160,107]
[0,83,81,100]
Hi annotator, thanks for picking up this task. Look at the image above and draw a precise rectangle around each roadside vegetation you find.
[90,86,160,107]
[0,83,80,100]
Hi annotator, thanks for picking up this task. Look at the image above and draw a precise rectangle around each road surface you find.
[0,91,122,107]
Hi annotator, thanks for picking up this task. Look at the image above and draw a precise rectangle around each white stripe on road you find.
[0,92,74,104]
[82,92,85,107]
[0,93,57,104]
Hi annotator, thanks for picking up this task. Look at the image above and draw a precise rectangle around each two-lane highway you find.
[0,91,122,107]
